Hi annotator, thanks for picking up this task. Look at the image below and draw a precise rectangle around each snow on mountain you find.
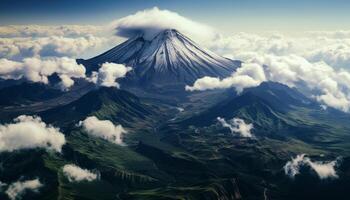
[77,29,240,87]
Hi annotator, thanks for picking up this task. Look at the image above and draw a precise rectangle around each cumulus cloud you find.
[0,36,115,60]
[200,31,350,112]
[187,53,350,112]
[0,115,65,153]
[112,7,215,41]
[62,164,99,182]
[0,57,86,90]
[88,62,131,88]
[186,63,265,93]
[217,117,253,138]
[79,116,127,144]
[251,55,350,112]
[5,179,43,200]
[284,154,339,179]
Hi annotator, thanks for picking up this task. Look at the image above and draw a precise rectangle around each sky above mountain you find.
[0,0,350,31]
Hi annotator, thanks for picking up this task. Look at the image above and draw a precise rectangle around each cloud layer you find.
[0,24,122,90]
[0,57,86,90]
[0,115,66,153]
[0,35,113,60]
[79,116,127,145]
[63,164,99,182]
[187,54,350,112]
[0,25,106,38]
[5,179,43,200]
[284,154,339,179]
[196,31,350,112]
[207,31,350,70]
[217,117,253,137]
[112,7,215,41]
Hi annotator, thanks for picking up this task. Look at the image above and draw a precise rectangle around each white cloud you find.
[305,158,338,179]
[88,62,131,88]
[0,57,86,90]
[204,32,350,99]
[112,7,215,42]
[0,36,116,60]
[0,115,65,153]
[187,53,350,112]
[79,116,127,145]
[62,164,99,182]
[206,31,350,69]
[217,117,253,138]
[0,25,106,38]
[284,154,307,178]
[284,154,339,179]
[5,179,43,200]
[186,63,265,93]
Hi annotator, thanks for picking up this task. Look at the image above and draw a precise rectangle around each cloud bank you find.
[217,117,253,137]
[5,179,43,200]
[0,36,113,60]
[187,54,350,112]
[63,164,99,182]
[195,31,350,112]
[0,115,65,153]
[0,24,121,89]
[284,154,339,179]
[0,25,106,38]
[112,7,215,41]
[79,116,127,144]
[88,62,132,88]
[0,57,86,90]
[206,31,350,70]
[186,63,266,93]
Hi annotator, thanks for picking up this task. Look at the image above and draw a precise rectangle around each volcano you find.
[77,29,240,87]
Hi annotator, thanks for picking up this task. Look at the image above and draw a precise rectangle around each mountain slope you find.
[77,29,240,87]
[180,82,311,128]
[40,87,155,127]
[0,82,63,106]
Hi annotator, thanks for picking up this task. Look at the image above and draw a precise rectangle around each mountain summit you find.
[77,29,240,87]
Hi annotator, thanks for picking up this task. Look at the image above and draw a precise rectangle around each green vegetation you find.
[1,83,350,199]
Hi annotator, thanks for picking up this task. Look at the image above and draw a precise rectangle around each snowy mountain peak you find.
[77,29,240,87]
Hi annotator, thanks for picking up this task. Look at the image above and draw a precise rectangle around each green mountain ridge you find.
[1,81,350,200]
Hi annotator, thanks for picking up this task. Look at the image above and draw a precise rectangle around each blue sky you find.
[1,0,349,31]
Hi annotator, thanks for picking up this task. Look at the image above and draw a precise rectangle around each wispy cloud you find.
[5,179,43,200]
[284,154,340,179]
[217,117,253,138]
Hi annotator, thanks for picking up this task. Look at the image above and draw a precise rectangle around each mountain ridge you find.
[77,29,240,87]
